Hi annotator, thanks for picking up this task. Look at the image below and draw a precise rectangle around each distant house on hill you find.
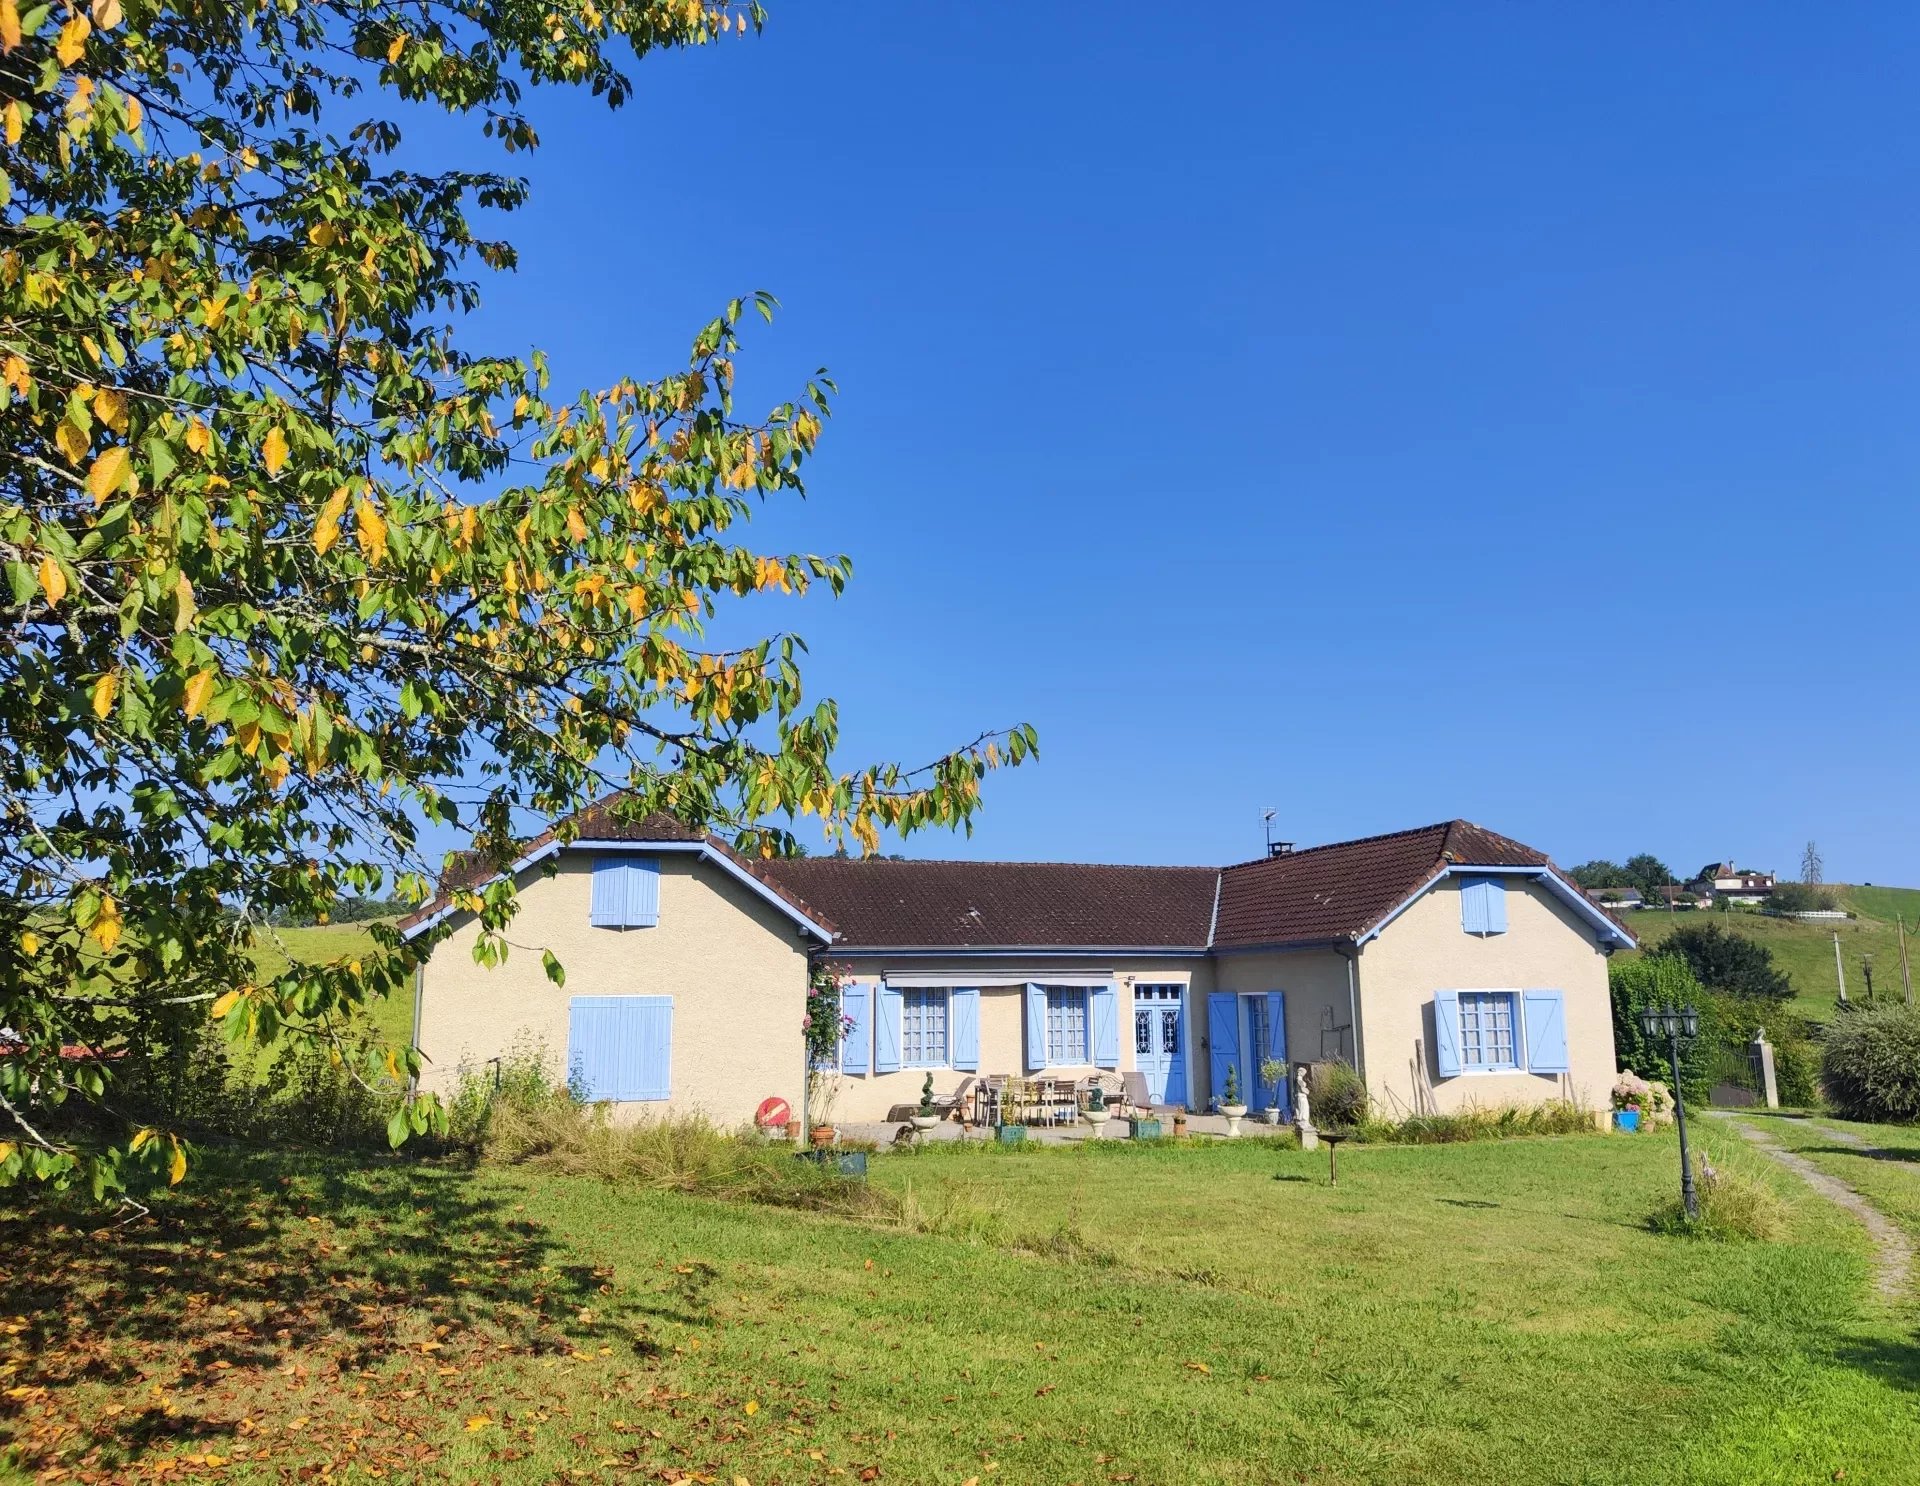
[1585,885,1643,909]
[1651,884,1705,909]
[1704,862,1775,903]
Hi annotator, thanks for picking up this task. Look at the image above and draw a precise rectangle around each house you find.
[1704,862,1775,903]
[400,811,1636,1127]
[1650,884,1704,909]
[1584,885,1643,910]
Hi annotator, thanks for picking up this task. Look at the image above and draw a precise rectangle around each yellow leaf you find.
[354,498,388,563]
[182,670,215,718]
[91,670,117,720]
[262,426,289,476]
[173,572,195,631]
[0,1141,15,1165]
[185,419,211,455]
[307,222,338,248]
[19,930,38,955]
[36,556,67,605]
[464,1415,491,1432]
[313,486,349,555]
[209,989,243,1019]
[125,94,141,130]
[387,32,406,63]
[203,296,227,330]
[86,446,131,505]
[55,14,89,66]
[92,386,128,434]
[565,506,588,542]
[3,100,20,146]
[54,419,87,465]
[0,0,20,53]
[168,1138,187,1186]
[262,754,290,790]
[743,1400,759,1416]
[129,1127,155,1152]
[90,895,122,951]
[1,353,28,395]
[90,0,122,29]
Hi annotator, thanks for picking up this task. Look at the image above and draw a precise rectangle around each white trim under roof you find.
[1355,863,1637,951]
[400,837,834,944]
[880,971,1115,988]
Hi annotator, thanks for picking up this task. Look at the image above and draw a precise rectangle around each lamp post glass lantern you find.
[1639,1003,1701,1219]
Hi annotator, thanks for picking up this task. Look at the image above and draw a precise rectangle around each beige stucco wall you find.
[822,957,1212,1123]
[414,850,813,1126]
[1354,877,1617,1119]
[1205,947,1359,1108]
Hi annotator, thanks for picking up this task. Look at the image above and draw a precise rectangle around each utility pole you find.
[1833,931,1848,1005]
[1899,917,1913,1007]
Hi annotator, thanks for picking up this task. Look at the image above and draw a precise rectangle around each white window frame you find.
[1046,986,1089,1065]
[1456,989,1521,1073]
[902,987,950,1069]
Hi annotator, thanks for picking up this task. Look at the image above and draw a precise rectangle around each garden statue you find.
[1294,1064,1319,1150]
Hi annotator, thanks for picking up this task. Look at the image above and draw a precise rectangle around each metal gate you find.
[1706,1038,1766,1107]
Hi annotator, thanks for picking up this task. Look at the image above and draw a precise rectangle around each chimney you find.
[1269,841,1294,859]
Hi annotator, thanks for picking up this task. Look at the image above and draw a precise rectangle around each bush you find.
[253,1034,405,1149]
[1765,881,1838,915]
[1610,954,1716,1107]
[1358,1100,1597,1144]
[1821,1005,1920,1123]
[1308,1061,1368,1131]
[1651,1151,1786,1241]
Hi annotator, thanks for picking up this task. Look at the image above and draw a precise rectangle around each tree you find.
[1623,853,1673,898]
[1801,840,1824,885]
[1569,860,1628,889]
[0,2,1036,1198]
[1659,923,1793,1004]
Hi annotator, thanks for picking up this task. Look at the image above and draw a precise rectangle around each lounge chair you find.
[1121,1070,1154,1114]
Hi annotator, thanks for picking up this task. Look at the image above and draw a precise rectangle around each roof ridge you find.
[1218,820,1457,873]
[763,856,1219,873]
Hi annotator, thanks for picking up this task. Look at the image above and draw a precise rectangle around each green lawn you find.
[5,1129,1918,1484]
[1741,1111,1920,1255]
[1621,884,1918,1024]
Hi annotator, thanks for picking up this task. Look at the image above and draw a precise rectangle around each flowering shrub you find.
[804,963,855,1068]
[1613,1071,1651,1111]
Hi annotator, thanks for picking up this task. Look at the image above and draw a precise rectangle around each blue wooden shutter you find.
[1090,983,1120,1069]
[1460,876,1507,935]
[568,995,671,1100]
[625,857,660,927]
[589,858,624,927]
[1522,989,1569,1074]
[950,987,980,1072]
[1265,991,1290,1117]
[1024,983,1048,1072]
[873,984,903,1073]
[1207,992,1239,1106]
[568,995,620,1097]
[1433,990,1462,1077]
[839,983,871,1075]
[628,996,672,1099]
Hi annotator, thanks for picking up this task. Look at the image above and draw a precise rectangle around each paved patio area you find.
[838,1112,1292,1147]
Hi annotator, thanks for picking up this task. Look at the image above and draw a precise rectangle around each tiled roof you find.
[1210,820,1550,950]
[401,801,1619,952]
[753,858,1219,950]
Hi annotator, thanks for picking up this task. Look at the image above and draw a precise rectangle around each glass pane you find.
[1135,1010,1151,1054]
[1161,1008,1180,1055]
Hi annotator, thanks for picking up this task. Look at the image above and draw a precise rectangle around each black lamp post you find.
[1639,1003,1701,1219]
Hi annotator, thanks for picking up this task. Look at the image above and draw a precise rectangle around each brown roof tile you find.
[1211,820,1550,949]
[754,858,1219,950]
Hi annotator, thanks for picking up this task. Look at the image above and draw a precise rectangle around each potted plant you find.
[803,963,854,1148]
[1082,1080,1111,1136]
[911,1073,942,1138]
[1259,1057,1288,1125]
[1612,1071,1649,1133]
[995,1077,1028,1145]
[1129,1108,1164,1140]
[1219,1065,1248,1138]
[1171,1107,1188,1139]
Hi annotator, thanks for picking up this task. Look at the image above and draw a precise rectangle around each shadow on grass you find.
[0,1144,656,1479]
[1802,1144,1920,1166]
[1830,1329,1920,1394]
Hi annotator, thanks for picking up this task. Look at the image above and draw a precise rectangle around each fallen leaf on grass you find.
[464,1415,491,1432]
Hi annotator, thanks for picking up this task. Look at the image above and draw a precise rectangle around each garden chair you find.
[1120,1070,1154,1113]
[930,1075,976,1122]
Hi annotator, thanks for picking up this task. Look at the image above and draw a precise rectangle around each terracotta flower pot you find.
[785,1119,803,1142]
[810,1125,836,1148]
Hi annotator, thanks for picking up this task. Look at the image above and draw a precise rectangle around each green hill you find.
[1620,885,1918,1023]
[240,917,414,1067]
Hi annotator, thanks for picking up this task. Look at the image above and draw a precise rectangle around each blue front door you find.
[1243,991,1290,1117]
[1134,985,1187,1107]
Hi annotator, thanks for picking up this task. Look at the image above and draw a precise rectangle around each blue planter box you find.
[995,1125,1027,1145]
[1129,1119,1164,1140]
[798,1149,869,1178]
[1614,1109,1641,1133]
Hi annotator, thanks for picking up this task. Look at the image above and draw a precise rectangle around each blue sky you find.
[439,3,1919,882]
